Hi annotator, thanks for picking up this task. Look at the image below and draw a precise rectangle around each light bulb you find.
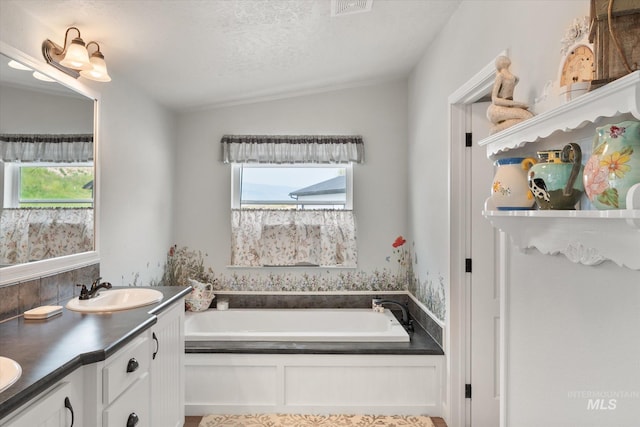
[79,51,112,82]
[59,37,91,70]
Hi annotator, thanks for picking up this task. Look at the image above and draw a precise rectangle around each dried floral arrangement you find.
[161,244,216,287]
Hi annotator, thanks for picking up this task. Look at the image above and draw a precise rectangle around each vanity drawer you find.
[103,373,150,427]
[103,335,150,405]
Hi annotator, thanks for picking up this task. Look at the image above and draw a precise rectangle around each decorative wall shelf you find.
[480,71,640,270]
[478,71,640,158]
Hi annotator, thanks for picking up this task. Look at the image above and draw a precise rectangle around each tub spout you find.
[372,298,413,331]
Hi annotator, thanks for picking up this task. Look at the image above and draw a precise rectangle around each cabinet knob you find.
[126,412,139,426]
[126,358,139,373]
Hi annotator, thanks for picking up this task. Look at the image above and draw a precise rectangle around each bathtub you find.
[184,308,443,416]
[184,308,410,342]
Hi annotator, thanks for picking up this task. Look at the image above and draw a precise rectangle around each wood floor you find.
[431,418,448,427]
[184,416,447,426]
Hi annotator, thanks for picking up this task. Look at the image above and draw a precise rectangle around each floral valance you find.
[221,135,364,164]
[0,134,94,162]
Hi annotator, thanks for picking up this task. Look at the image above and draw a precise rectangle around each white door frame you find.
[447,50,507,427]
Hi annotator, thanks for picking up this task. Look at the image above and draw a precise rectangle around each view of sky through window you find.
[241,166,345,203]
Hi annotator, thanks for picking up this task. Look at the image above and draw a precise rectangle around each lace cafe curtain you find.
[223,135,362,267]
[0,208,93,265]
[0,134,94,162]
[221,134,364,164]
[231,209,357,267]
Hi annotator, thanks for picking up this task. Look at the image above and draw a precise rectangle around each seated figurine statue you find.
[486,55,534,134]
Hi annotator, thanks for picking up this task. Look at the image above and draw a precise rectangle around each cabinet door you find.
[4,369,83,427]
[150,301,185,427]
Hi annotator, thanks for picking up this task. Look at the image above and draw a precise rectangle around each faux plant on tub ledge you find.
[387,235,411,287]
[161,245,217,311]
[147,241,446,322]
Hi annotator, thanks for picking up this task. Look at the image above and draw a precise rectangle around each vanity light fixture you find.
[42,26,111,82]
[79,42,111,82]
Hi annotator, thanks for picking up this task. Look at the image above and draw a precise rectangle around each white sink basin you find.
[66,288,163,313]
[0,357,21,393]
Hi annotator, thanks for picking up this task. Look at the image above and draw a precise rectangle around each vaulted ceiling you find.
[9,0,461,111]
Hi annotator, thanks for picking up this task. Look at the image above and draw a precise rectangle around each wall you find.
[97,75,175,285]
[408,1,640,426]
[0,85,93,133]
[0,1,174,287]
[173,80,410,291]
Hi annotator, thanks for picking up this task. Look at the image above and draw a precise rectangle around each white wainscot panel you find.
[284,365,437,407]
[185,353,443,416]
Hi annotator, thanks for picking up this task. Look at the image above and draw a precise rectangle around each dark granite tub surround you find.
[211,292,444,348]
[186,292,444,356]
[186,320,443,356]
[0,286,191,419]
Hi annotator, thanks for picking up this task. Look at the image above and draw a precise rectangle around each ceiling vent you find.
[331,0,373,17]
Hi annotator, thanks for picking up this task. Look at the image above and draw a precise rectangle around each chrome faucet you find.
[372,298,413,332]
[77,277,112,300]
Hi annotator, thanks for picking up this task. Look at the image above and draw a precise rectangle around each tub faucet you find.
[78,277,112,300]
[372,298,413,332]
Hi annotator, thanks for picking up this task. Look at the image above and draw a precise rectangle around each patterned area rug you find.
[199,414,436,427]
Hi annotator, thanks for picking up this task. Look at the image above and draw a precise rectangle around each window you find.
[229,163,357,267]
[4,162,94,208]
[231,163,352,210]
[223,134,362,268]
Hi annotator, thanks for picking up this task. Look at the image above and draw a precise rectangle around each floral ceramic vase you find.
[583,120,640,209]
[185,278,215,312]
[528,143,584,210]
[491,157,537,210]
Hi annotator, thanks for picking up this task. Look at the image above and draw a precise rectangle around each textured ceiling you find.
[9,0,461,111]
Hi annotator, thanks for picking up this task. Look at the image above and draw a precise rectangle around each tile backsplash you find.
[0,263,99,322]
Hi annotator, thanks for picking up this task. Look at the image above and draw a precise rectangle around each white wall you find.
[0,85,93,134]
[0,1,175,286]
[174,80,408,276]
[97,76,176,285]
[409,1,640,426]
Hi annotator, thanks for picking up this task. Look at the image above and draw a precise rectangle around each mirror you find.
[0,44,99,286]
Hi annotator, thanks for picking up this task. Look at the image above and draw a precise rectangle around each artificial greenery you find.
[161,245,216,287]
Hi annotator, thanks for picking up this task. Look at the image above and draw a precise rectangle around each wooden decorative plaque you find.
[589,0,640,85]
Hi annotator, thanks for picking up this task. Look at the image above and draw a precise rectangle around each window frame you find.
[231,163,353,210]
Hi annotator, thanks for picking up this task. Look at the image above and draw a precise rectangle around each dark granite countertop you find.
[186,316,444,356]
[0,286,191,419]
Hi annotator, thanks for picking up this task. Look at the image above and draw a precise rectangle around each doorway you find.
[448,51,507,427]
[468,102,500,426]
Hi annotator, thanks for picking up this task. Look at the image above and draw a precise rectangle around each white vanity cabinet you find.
[480,71,640,269]
[101,334,151,427]
[0,295,186,427]
[2,368,84,427]
[88,300,185,427]
[82,333,151,427]
[149,301,185,427]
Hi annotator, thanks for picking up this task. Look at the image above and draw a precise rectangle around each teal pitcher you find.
[528,143,584,210]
